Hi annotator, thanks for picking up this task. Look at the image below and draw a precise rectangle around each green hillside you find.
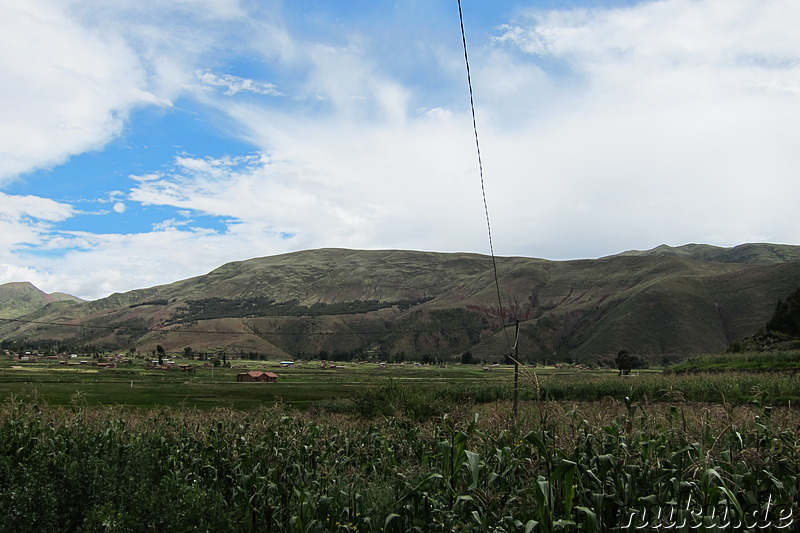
[0,282,82,320]
[1,245,800,362]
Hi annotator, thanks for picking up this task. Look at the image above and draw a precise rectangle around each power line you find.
[457,0,511,351]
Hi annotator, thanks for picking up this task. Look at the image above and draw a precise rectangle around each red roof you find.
[248,371,277,377]
[241,371,278,379]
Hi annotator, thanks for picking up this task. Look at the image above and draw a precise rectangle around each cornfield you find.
[1,394,798,532]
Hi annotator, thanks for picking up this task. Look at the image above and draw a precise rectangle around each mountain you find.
[0,282,83,320]
[1,244,799,362]
[617,243,800,263]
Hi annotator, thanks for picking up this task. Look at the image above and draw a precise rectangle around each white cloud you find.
[128,101,487,255]
[477,0,800,257]
[8,226,299,300]
[124,0,800,264]
[0,1,161,182]
[299,42,412,124]
[150,219,177,232]
[0,0,270,184]
[0,263,43,287]
[0,192,74,224]
[130,173,165,183]
[197,71,281,96]
[0,193,76,259]
[3,0,800,300]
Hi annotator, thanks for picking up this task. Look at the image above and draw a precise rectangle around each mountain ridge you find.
[1,244,799,362]
[0,281,83,320]
[616,242,800,264]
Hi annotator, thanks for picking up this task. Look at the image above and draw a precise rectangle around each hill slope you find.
[1,245,799,362]
[0,282,83,320]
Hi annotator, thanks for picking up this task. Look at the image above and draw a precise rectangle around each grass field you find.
[3,356,800,409]
[0,359,515,409]
[668,350,800,373]
[3,354,800,531]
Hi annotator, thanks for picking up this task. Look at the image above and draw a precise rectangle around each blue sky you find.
[1,0,799,300]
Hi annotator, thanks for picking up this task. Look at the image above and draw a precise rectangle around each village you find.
[0,349,455,385]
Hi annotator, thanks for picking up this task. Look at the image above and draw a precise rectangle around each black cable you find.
[457,0,512,351]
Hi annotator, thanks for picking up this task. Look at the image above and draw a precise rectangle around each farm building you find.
[236,371,278,383]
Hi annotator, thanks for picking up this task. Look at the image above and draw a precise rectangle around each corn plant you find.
[1,396,798,532]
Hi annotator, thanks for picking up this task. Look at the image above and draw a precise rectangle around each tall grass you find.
[1,396,798,531]
[314,372,800,419]
[533,372,800,404]
[668,350,800,373]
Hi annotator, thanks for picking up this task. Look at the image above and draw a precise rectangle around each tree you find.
[616,350,645,374]
[460,351,474,365]
[156,345,165,366]
[766,286,800,337]
[183,347,194,360]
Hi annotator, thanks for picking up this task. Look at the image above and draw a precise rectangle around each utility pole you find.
[513,320,520,417]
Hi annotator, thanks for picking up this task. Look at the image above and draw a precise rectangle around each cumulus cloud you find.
[478,0,800,257]
[3,0,800,300]
[0,192,78,290]
[128,105,485,255]
[0,1,161,182]
[10,225,301,300]
[0,263,44,288]
[0,194,74,253]
[0,0,270,184]
[0,192,74,224]
[125,0,800,263]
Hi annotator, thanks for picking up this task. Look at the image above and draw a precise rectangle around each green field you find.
[3,356,800,409]
[3,355,800,531]
[668,350,800,373]
[0,359,517,409]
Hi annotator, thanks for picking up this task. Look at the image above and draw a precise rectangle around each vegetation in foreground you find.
[2,349,800,531]
[669,350,800,373]
[1,397,798,532]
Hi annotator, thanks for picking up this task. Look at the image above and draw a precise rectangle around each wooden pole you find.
[513,320,520,417]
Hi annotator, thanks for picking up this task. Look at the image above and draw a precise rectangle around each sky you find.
[1,0,799,300]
